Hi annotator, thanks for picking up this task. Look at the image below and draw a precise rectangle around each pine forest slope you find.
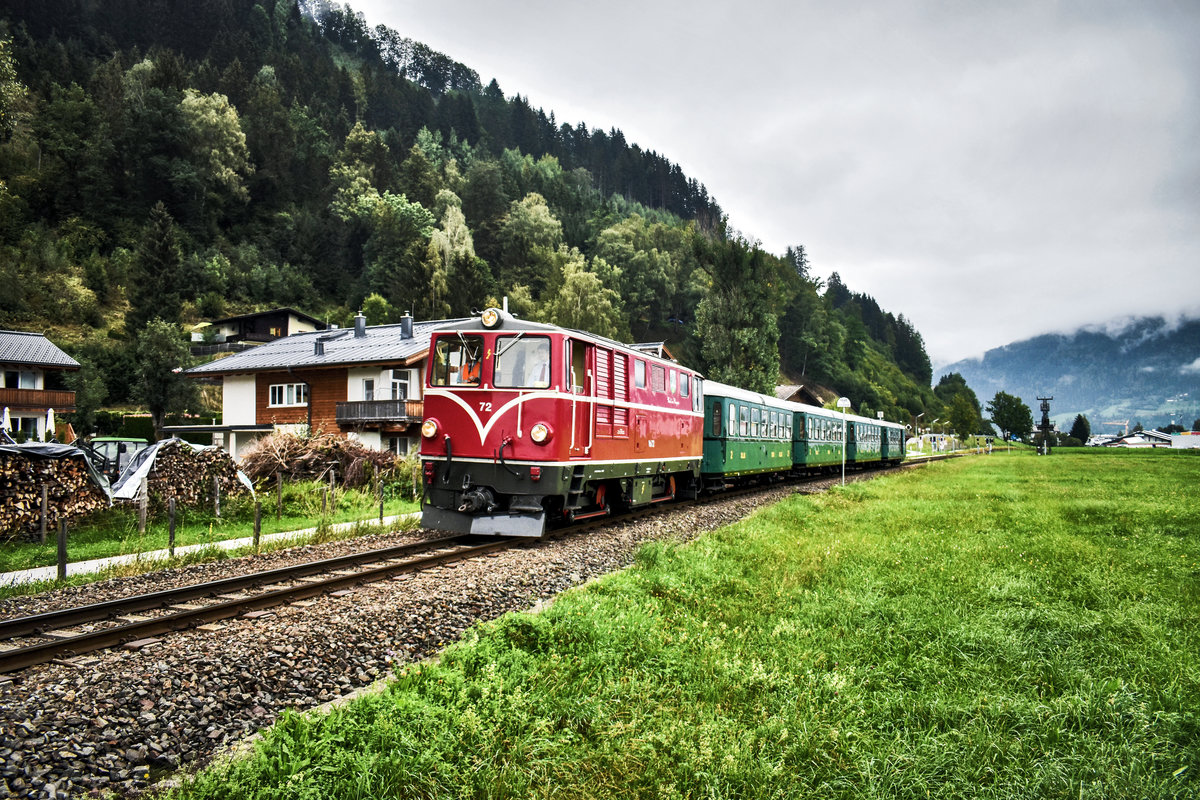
[0,0,939,429]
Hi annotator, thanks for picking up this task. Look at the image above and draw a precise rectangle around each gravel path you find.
[0,477,859,798]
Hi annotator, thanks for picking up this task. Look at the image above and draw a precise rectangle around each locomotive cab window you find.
[634,359,646,389]
[431,334,484,387]
[494,335,551,389]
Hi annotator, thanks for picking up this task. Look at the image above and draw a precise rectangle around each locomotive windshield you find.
[431,334,484,386]
[493,335,551,389]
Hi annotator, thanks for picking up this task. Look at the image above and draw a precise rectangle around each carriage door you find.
[567,339,594,456]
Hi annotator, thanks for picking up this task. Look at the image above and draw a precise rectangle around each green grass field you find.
[170,450,1198,799]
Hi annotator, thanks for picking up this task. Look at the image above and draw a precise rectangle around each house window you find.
[387,436,412,456]
[269,383,308,407]
[363,379,375,402]
[391,369,409,400]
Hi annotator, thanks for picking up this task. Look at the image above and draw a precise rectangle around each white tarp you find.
[112,438,254,500]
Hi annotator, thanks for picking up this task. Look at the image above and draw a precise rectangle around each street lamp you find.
[837,397,851,485]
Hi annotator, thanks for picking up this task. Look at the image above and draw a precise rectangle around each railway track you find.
[2,455,957,674]
[0,534,512,673]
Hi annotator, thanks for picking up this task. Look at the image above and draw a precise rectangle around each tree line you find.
[1,0,945,434]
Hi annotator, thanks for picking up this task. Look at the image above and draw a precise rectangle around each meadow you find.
[171,450,1198,799]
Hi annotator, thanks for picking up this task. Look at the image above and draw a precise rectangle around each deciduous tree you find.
[987,391,1033,441]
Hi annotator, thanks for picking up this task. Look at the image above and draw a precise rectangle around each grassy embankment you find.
[0,481,420,590]
[172,450,1197,799]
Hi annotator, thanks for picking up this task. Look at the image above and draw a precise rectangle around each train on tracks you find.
[419,308,907,536]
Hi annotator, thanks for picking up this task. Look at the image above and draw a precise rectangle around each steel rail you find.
[0,535,475,641]
[0,537,513,673]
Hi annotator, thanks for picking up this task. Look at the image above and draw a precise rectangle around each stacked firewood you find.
[0,447,109,541]
[239,432,398,488]
[139,440,247,509]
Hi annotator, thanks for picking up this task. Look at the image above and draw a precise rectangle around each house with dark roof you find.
[176,312,466,458]
[0,330,79,441]
[191,307,327,355]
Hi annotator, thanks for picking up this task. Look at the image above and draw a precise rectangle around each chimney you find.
[401,311,413,339]
[354,310,367,338]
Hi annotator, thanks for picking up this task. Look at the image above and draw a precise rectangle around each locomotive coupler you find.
[458,486,497,514]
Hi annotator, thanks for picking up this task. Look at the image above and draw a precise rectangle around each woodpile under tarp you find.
[112,438,252,508]
[239,432,399,488]
[0,443,111,541]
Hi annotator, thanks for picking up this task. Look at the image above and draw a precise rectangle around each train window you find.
[493,335,551,389]
[431,334,484,386]
[728,403,737,437]
[713,403,722,436]
[669,369,677,394]
[740,406,749,437]
[634,359,646,389]
[651,364,665,392]
[680,374,690,397]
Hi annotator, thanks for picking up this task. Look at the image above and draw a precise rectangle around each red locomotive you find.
[420,309,704,536]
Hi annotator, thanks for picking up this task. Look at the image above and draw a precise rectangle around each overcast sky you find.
[351,0,1200,367]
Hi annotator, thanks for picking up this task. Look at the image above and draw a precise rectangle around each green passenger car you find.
[792,405,846,470]
[702,382,794,484]
[847,419,883,464]
[880,421,907,464]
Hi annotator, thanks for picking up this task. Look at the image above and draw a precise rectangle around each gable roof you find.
[186,318,469,376]
[0,330,80,370]
[208,306,327,328]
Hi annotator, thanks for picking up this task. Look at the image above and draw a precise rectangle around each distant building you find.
[191,307,326,354]
[775,384,827,406]
[0,330,79,441]
[174,313,465,459]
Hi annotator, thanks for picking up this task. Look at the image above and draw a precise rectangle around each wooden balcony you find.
[0,387,76,412]
[336,399,423,427]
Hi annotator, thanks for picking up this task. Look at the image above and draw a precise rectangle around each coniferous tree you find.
[1069,414,1091,443]
[127,202,185,333]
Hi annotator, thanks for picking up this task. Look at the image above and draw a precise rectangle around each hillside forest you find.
[0,0,952,435]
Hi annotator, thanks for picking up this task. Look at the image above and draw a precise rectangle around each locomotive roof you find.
[449,314,697,372]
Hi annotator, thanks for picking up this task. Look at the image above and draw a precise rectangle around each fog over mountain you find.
[937,315,1200,431]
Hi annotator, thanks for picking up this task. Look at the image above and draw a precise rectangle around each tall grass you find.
[171,451,1198,799]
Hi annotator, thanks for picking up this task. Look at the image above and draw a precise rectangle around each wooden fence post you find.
[213,475,221,518]
[137,477,148,535]
[276,473,282,521]
[56,519,67,581]
[168,496,177,558]
[254,501,262,553]
[40,485,48,545]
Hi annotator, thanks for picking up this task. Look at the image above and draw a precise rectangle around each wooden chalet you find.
[0,330,79,441]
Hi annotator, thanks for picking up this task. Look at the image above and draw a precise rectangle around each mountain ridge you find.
[938,315,1200,431]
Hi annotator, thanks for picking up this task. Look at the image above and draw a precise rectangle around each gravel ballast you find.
[0,476,864,798]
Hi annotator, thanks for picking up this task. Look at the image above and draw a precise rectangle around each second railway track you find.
[0,534,512,673]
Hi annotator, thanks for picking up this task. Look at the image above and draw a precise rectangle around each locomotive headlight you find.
[421,418,440,439]
[530,422,553,444]
[481,308,502,328]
